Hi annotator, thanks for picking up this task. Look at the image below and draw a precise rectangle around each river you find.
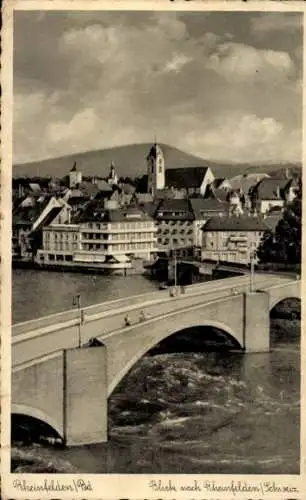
[12,269,300,474]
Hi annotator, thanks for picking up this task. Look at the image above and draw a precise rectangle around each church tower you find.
[107,161,118,186]
[147,142,165,196]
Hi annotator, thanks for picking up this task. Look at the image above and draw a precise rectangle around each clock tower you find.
[147,142,165,197]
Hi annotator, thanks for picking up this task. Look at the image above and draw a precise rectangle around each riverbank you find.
[12,259,141,276]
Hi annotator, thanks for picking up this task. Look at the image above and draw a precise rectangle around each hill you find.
[13,143,301,180]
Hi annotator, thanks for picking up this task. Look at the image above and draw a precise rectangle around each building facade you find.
[36,224,80,264]
[154,199,195,256]
[201,216,269,265]
[77,206,157,263]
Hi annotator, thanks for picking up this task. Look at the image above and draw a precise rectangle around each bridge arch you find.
[270,295,301,312]
[11,403,63,439]
[108,320,242,396]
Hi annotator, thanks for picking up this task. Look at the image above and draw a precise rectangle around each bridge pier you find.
[243,292,270,353]
[63,345,108,446]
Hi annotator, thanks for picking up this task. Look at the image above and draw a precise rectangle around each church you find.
[146,142,215,198]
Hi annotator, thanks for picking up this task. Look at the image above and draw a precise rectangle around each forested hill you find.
[13,143,301,180]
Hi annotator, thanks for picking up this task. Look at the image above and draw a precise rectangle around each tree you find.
[257,178,301,266]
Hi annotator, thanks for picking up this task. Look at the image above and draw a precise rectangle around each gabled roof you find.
[155,198,194,220]
[78,182,101,198]
[165,167,210,189]
[13,198,50,225]
[229,173,269,194]
[252,178,290,200]
[12,198,63,230]
[74,201,153,223]
[189,197,228,219]
[34,207,63,231]
[202,216,269,232]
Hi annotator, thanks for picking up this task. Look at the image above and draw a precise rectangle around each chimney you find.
[285,168,291,180]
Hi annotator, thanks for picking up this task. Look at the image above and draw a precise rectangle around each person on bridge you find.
[124,314,131,327]
[139,310,150,322]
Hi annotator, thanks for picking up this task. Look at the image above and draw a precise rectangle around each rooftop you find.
[202,216,270,232]
[189,197,228,219]
[252,178,292,200]
[165,166,210,189]
[75,201,153,223]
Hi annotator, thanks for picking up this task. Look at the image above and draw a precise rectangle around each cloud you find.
[183,113,301,163]
[13,12,302,165]
[207,42,295,83]
[161,53,192,73]
[251,13,302,36]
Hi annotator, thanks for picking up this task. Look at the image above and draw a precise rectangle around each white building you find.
[147,142,165,196]
[37,204,157,269]
[201,216,271,265]
[36,224,80,264]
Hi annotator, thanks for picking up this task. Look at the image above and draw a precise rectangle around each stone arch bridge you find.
[11,274,300,446]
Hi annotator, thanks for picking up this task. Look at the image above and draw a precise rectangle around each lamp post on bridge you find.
[249,244,256,293]
[170,239,178,295]
[72,293,84,348]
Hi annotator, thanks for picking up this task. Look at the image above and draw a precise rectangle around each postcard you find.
[1,0,304,498]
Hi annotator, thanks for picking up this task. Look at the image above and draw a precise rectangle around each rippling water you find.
[12,268,160,323]
[12,270,300,474]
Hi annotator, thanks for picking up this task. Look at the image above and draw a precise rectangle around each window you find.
[66,255,73,262]
[57,254,64,261]
[49,254,55,261]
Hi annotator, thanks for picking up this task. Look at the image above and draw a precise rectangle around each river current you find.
[12,269,300,474]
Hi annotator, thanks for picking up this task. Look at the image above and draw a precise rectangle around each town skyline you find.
[14,10,302,165]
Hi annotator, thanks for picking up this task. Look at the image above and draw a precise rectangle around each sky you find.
[13,10,303,165]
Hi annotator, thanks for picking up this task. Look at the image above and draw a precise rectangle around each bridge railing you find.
[12,275,249,337]
[12,275,291,369]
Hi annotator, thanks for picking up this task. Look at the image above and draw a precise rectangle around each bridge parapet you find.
[13,275,282,369]
[12,276,254,337]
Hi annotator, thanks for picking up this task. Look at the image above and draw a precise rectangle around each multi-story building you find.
[36,203,157,269]
[189,198,228,249]
[154,199,195,256]
[77,205,156,262]
[201,216,270,265]
[36,224,80,264]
